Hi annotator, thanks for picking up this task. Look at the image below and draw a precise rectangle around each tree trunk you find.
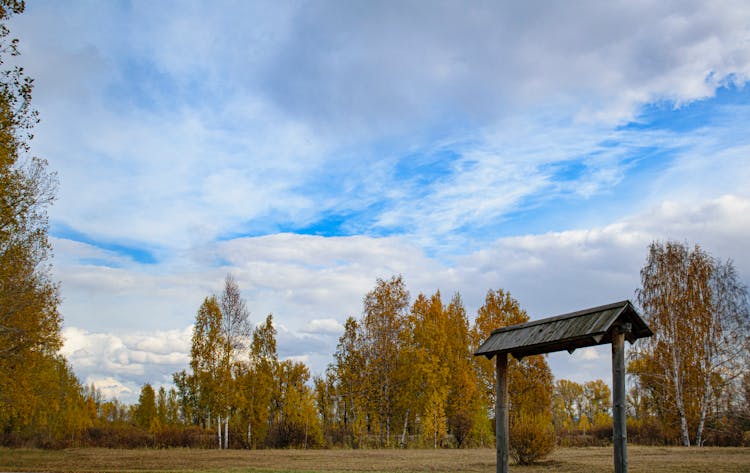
[378,397,385,447]
[400,409,409,448]
[218,415,222,449]
[696,372,712,446]
[224,416,229,449]
[386,413,391,447]
[304,414,309,449]
[671,351,690,446]
[247,419,253,448]
[433,413,438,449]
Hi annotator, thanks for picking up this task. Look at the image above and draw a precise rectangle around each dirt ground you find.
[1,445,748,473]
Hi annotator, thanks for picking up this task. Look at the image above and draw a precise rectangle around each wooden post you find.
[496,352,509,473]
[612,324,630,473]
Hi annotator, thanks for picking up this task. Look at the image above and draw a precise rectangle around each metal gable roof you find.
[474,300,653,359]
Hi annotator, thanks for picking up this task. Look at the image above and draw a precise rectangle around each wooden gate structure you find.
[474,300,652,473]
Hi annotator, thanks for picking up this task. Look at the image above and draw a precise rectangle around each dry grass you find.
[0,446,748,473]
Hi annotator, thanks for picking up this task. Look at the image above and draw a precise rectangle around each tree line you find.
[1,1,748,452]
[91,260,748,453]
[0,0,84,448]
[131,277,557,454]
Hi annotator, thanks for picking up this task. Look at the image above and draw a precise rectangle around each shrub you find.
[510,412,555,465]
[627,417,668,446]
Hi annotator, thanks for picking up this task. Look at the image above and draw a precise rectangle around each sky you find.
[9,0,750,403]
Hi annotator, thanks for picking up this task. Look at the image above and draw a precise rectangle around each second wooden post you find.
[496,352,509,473]
[612,323,630,473]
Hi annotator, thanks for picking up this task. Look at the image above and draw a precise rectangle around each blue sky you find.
[10,0,750,402]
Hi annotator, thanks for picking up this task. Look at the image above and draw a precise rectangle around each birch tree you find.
[271,359,322,447]
[189,296,223,434]
[443,293,485,446]
[581,379,611,426]
[406,291,450,447]
[633,241,750,446]
[240,313,277,448]
[697,259,750,444]
[331,316,366,447]
[217,274,252,448]
[361,275,409,446]
[552,379,583,430]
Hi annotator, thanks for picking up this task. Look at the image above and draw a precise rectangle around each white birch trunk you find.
[247,420,253,448]
[400,409,409,448]
[433,414,438,449]
[224,416,229,449]
[695,369,712,446]
[218,415,223,449]
[671,350,690,446]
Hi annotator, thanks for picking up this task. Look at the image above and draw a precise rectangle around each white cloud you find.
[53,194,750,398]
[575,347,604,362]
[61,326,191,402]
[303,318,345,335]
[283,354,310,366]
[82,376,136,402]
[264,0,750,131]
[7,0,749,256]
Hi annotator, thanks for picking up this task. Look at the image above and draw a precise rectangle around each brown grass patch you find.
[0,446,748,473]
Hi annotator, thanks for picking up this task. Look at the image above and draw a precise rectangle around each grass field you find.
[0,446,748,473]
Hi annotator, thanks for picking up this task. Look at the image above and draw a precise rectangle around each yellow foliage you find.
[593,411,612,429]
[578,414,591,433]
[510,412,555,465]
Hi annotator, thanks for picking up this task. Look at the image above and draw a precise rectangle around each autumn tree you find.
[0,1,90,447]
[156,386,168,427]
[470,289,553,415]
[189,296,223,433]
[553,379,612,438]
[237,313,278,448]
[270,359,322,448]
[313,371,337,447]
[582,379,611,428]
[360,274,410,446]
[470,289,554,460]
[155,386,180,427]
[172,369,199,425]
[134,383,157,431]
[442,293,485,446]
[403,291,485,447]
[552,379,583,431]
[0,0,59,359]
[216,274,252,448]
[328,316,367,447]
[633,241,750,446]
[4,354,91,446]
[185,275,253,448]
[406,291,450,447]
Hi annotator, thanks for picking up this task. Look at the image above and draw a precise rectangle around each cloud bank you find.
[57,195,750,401]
